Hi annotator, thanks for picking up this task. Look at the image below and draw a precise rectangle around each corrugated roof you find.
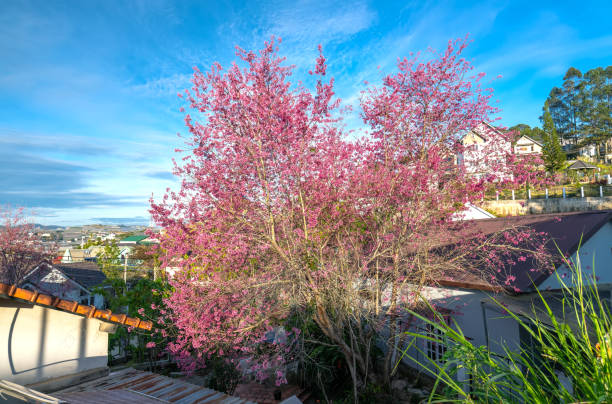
[567,160,598,170]
[53,368,256,404]
[0,283,152,330]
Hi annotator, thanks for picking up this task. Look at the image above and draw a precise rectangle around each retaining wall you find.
[481,196,612,216]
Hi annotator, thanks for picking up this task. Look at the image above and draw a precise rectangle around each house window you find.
[425,322,447,362]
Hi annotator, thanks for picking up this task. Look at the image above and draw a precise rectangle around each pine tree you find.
[541,101,566,172]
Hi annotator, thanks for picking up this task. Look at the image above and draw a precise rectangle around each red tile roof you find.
[0,283,152,331]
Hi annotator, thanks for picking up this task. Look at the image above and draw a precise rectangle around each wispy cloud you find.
[267,1,376,46]
[144,170,176,181]
[130,73,193,97]
[91,216,150,225]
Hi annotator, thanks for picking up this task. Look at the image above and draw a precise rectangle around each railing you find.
[484,185,612,201]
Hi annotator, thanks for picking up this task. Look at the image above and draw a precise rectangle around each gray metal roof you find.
[567,160,598,170]
[53,368,256,404]
[55,262,107,289]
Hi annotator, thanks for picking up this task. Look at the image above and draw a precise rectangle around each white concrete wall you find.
[0,300,108,386]
[452,204,495,221]
[539,221,612,290]
[400,286,520,374]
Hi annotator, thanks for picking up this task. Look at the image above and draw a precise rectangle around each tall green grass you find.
[403,258,612,403]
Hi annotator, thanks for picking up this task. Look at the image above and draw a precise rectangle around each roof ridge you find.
[0,283,152,331]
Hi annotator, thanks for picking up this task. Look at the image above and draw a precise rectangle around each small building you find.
[513,134,543,155]
[21,262,107,307]
[401,210,612,379]
[567,159,599,179]
[0,284,255,403]
[118,235,148,246]
[59,248,88,263]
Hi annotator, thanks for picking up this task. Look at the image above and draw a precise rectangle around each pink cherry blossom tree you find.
[0,207,52,285]
[151,37,552,400]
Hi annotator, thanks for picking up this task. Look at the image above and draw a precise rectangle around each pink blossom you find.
[147,36,553,387]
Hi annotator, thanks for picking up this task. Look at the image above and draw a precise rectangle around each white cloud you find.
[130,73,193,97]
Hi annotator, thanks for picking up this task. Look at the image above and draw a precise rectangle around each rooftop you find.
[54,262,107,289]
[53,368,255,403]
[567,160,599,170]
[439,210,612,292]
[120,235,149,243]
[0,283,152,330]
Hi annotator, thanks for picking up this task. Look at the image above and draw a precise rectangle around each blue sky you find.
[1,0,611,225]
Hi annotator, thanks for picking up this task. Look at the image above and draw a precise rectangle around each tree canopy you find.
[546,66,612,152]
[150,37,552,400]
[541,101,566,172]
[0,208,52,285]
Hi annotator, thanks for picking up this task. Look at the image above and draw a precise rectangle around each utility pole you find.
[123,253,128,285]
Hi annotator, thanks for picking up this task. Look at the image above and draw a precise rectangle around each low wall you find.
[481,196,612,216]
[0,300,109,388]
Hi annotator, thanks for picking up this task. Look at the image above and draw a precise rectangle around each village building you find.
[513,134,543,155]
[58,248,88,264]
[0,283,150,390]
[117,235,148,247]
[401,210,612,381]
[20,262,107,307]
[458,122,512,180]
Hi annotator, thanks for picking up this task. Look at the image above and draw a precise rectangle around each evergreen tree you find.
[541,101,566,172]
[581,66,612,158]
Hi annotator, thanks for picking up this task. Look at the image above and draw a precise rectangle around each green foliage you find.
[283,306,353,400]
[545,66,612,156]
[97,241,122,278]
[204,356,242,394]
[541,101,566,172]
[82,237,103,249]
[403,257,612,403]
[94,278,172,364]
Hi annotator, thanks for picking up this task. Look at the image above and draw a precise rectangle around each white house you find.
[0,284,255,403]
[400,210,612,378]
[514,134,543,155]
[59,248,88,263]
[21,262,107,307]
[458,122,512,180]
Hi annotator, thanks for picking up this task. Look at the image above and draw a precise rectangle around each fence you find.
[485,185,612,201]
[481,196,612,216]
